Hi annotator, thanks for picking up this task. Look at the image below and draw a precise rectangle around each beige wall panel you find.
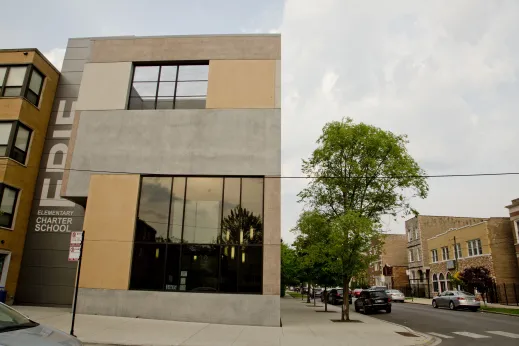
[275,60,281,109]
[263,244,280,295]
[90,35,281,62]
[79,174,140,290]
[83,174,140,241]
[263,177,280,245]
[206,60,276,109]
[79,241,133,290]
[76,62,132,111]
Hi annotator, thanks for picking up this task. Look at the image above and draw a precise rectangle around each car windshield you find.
[386,290,400,294]
[369,291,387,298]
[0,304,38,333]
[459,291,475,297]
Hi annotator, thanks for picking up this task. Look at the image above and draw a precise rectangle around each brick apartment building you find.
[505,198,519,269]
[406,215,487,296]
[369,234,408,288]
[427,218,519,303]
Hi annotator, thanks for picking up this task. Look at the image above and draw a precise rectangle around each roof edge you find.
[0,48,60,74]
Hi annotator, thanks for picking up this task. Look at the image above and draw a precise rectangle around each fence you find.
[484,282,519,306]
[394,283,432,299]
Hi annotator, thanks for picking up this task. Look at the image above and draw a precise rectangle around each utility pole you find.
[453,236,458,271]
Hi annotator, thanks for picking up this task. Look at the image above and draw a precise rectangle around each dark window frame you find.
[130,175,265,295]
[0,120,32,164]
[0,184,20,229]
[127,61,209,110]
[0,64,45,108]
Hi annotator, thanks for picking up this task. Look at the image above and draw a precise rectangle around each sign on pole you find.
[68,231,83,262]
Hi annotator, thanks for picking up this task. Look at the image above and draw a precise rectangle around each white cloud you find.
[43,48,66,71]
[280,0,519,244]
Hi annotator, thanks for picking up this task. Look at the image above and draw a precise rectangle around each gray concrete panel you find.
[59,72,83,85]
[55,84,81,99]
[61,60,86,73]
[65,109,281,197]
[66,38,92,48]
[77,288,280,326]
[63,47,90,61]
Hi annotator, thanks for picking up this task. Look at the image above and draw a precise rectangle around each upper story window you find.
[0,121,32,164]
[0,65,45,107]
[128,63,209,110]
[441,246,449,261]
[431,249,438,263]
[514,220,519,244]
[454,243,462,259]
[467,239,483,257]
[0,184,19,229]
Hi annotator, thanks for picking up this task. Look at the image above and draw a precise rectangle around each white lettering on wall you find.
[40,178,75,207]
[46,143,68,172]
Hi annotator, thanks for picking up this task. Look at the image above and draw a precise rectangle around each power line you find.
[1,162,519,179]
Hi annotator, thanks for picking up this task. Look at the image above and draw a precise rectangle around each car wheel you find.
[355,305,360,313]
[432,300,438,308]
[449,301,456,310]
[364,306,370,314]
[386,307,391,313]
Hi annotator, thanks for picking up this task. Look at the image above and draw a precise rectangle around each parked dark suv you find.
[354,289,391,314]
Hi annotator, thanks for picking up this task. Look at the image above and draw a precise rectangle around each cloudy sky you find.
[3,0,518,243]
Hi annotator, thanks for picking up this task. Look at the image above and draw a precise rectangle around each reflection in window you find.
[128,64,208,110]
[183,178,222,244]
[181,245,219,292]
[131,176,264,294]
[169,178,185,243]
[136,177,172,242]
[0,65,45,107]
[0,121,32,164]
[129,243,166,290]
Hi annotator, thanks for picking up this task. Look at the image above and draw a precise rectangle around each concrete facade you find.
[0,49,60,303]
[45,34,282,326]
[63,109,281,198]
[77,288,280,326]
[505,198,519,269]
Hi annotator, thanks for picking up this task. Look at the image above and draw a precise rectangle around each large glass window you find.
[130,176,264,294]
[0,121,32,164]
[128,63,208,110]
[0,184,19,228]
[0,65,45,107]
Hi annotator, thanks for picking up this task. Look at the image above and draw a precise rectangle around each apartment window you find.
[441,246,449,261]
[128,63,209,110]
[467,239,483,257]
[408,249,414,262]
[0,65,45,107]
[407,228,412,241]
[454,243,462,259]
[431,249,438,263]
[415,248,421,261]
[514,220,519,244]
[414,227,419,240]
[0,184,19,228]
[130,176,264,294]
[0,121,32,164]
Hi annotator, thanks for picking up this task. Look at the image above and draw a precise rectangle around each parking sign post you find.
[69,231,84,336]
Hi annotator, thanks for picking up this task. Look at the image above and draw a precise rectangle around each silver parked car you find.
[432,290,481,311]
[386,289,405,302]
[0,303,82,346]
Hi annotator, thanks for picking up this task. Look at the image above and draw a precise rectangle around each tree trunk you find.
[342,276,350,321]
[307,282,311,303]
[301,285,303,300]
[324,287,328,312]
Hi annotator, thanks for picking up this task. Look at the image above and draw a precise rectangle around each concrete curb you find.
[480,310,519,318]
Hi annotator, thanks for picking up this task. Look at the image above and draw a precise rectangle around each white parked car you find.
[0,303,82,346]
[386,289,405,303]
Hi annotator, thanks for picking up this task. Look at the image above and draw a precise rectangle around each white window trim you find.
[431,249,438,263]
[441,246,449,261]
[467,239,483,257]
[514,220,519,244]
[0,250,11,288]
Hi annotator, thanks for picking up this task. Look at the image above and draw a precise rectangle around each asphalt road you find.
[366,301,519,345]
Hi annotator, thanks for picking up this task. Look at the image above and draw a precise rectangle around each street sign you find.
[68,232,83,262]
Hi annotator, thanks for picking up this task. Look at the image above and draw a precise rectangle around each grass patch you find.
[288,292,303,298]
[481,306,519,315]
[404,297,413,300]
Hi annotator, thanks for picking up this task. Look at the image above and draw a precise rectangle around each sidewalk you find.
[14,298,433,346]
[406,297,519,309]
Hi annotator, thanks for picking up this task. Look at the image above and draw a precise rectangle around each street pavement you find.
[365,300,519,346]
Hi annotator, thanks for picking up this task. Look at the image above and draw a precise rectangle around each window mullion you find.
[6,122,17,160]
[154,66,161,110]
[0,67,9,96]
[21,65,32,99]
[173,66,180,109]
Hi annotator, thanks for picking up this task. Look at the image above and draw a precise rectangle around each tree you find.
[298,118,428,321]
[299,118,428,221]
[460,266,494,304]
[328,212,383,320]
[221,206,263,244]
[281,241,300,295]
